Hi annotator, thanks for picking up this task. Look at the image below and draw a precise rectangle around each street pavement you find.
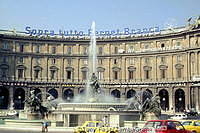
[0,125,74,133]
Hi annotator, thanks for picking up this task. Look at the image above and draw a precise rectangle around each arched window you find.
[159,89,169,111]
[127,89,136,99]
[161,43,165,48]
[111,89,121,98]
[175,89,185,112]
[48,88,58,99]
[64,89,74,101]
[0,87,9,109]
[14,88,25,109]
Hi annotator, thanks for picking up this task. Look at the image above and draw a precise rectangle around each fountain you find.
[55,22,161,127]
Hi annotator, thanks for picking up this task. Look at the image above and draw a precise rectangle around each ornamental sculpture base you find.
[144,112,159,121]
[27,112,41,120]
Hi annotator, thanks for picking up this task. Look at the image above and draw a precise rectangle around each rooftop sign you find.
[25,26,160,36]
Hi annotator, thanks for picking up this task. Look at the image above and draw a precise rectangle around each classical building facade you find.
[0,22,200,113]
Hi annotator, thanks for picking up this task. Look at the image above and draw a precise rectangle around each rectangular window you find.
[129,71,134,80]
[67,59,72,66]
[177,55,182,62]
[145,70,150,79]
[52,58,56,64]
[161,57,165,63]
[35,45,40,53]
[114,71,118,80]
[67,47,72,55]
[114,59,117,64]
[83,59,88,65]
[114,47,118,54]
[98,59,103,65]
[52,46,56,54]
[98,47,103,55]
[67,71,71,79]
[145,58,149,64]
[1,68,7,78]
[83,47,88,55]
[129,58,134,65]
[176,42,181,46]
[161,69,166,79]
[2,57,7,63]
[20,44,24,52]
[18,57,24,63]
[3,42,8,49]
[177,69,182,78]
[18,69,23,78]
[35,58,40,65]
[144,44,149,49]
[34,70,40,79]
[98,71,103,80]
[82,71,87,80]
[50,70,56,79]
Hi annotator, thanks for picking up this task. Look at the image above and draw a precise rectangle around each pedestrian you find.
[102,116,109,127]
[42,121,48,132]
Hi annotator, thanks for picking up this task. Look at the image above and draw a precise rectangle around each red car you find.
[139,120,191,133]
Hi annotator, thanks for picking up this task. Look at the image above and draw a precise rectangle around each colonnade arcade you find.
[0,85,199,112]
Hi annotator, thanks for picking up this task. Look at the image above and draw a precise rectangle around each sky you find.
[0,0,200,32]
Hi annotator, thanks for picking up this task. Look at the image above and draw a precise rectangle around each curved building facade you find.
[0,23,200,113]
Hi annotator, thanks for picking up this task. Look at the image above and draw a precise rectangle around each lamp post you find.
[18,96,21,109]
[163,97,166,111]
[178,97,182,112]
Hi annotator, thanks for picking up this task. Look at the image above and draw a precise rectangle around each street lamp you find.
[162,97,166,111]
[179,97,182,101]
[178,97,182,112]
[18,96,21,109]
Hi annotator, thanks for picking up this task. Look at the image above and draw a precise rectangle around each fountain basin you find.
[51,102,140,127]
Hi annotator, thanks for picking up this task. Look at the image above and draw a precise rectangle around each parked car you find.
[185,110,199,116]
[182,120,200,133]
[74,121,118,133]
[139,120,191,133]
[170,114,188,120]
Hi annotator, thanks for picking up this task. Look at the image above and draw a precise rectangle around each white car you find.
[170,114,187,120]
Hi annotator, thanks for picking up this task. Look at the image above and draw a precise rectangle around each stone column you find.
[195,52,198,76]
[172,87,176,113]
[120,88,126,102]
[24,87,30,111]
[64,114,70,127]
[58,85,63,99]
[168,87,173,112]
[121,56,125,82]
[186,84,191,110]
[9,87,14,110]
[42,87,47,102]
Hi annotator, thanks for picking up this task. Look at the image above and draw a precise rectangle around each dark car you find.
[185,111,198,116]
[140,120,191,133]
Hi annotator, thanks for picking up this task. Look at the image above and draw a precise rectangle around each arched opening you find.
[64,89,74,101]
[48,88,58,99]
[127,89,136,99]
[79,89,85,94]
[161,43,165,48]
[0,87,9,109]
[175,89,185,112]
[14,88,25,109]
[159,89,169,111]
[111,89,120,98]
